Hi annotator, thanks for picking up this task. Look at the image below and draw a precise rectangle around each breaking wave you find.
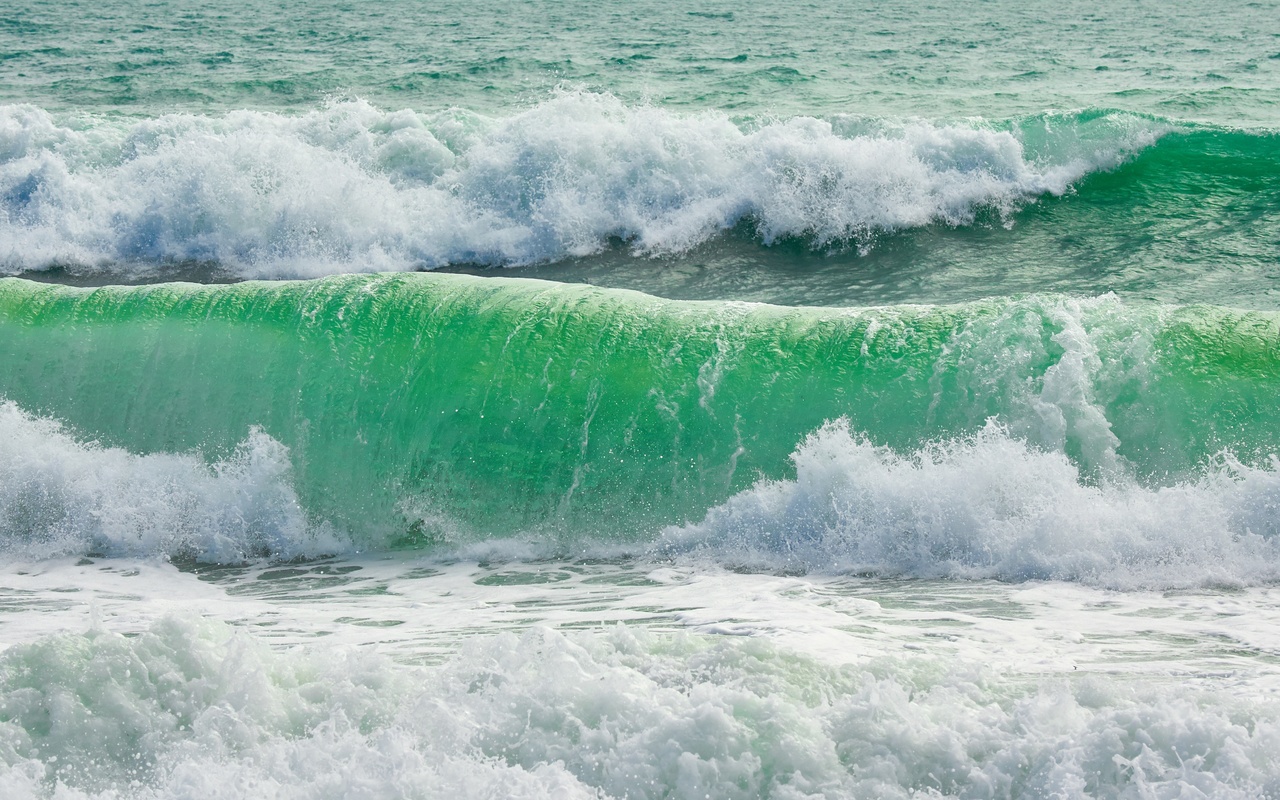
[0,94,1162,277]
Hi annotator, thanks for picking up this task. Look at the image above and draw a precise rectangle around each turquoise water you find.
[4,0,1280,124]
[3,1,1280,798]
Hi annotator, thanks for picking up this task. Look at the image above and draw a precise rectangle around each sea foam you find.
[0,401,343,562]
[0,615,1277,799]
[665,419,1280,590]
[0,94,1160,277]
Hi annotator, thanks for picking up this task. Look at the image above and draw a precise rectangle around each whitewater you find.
[3,0,1280,797]
[0,97,1162,275]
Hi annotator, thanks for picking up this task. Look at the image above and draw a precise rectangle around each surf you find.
[1,96,1176,277]
[2,273,1279,588]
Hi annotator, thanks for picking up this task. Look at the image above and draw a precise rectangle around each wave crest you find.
[0,95,1162,277]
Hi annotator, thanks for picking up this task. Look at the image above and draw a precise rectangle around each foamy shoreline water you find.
[3,558,1280,799]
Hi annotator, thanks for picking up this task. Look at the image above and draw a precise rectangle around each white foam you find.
[0,615,1277,799]
[0,401,344,562]
[0,94,1161,277]
[663,418,1280,589]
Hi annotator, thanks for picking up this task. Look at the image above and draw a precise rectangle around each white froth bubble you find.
[0,94,1164,277]
[0,400,347,563]
[662,417,1280,590]
[0,615,1277,799]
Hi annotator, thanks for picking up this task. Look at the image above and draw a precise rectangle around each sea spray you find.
[0,96,1162,276]
[663,419,1280,589]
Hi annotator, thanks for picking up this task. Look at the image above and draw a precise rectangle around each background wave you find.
[0,95,1165,276]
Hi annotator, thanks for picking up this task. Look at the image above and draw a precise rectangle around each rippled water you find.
[4,0,1279,124]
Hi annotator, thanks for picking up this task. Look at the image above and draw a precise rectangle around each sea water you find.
[2,1,1280,797]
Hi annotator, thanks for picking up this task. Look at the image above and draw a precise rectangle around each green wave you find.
[1,273,1278,547]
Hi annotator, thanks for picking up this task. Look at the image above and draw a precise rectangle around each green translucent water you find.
[3,273,1278,546]
[4,4,1280,796]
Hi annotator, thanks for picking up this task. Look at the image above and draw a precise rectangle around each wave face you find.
[3,273,1280,584]
[0,97,1162,276]
[3,615,1279,800]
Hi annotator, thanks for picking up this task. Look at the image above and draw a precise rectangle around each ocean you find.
[2,0,1280,797]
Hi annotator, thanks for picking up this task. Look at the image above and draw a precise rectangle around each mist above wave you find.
[0,94,1160,277]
